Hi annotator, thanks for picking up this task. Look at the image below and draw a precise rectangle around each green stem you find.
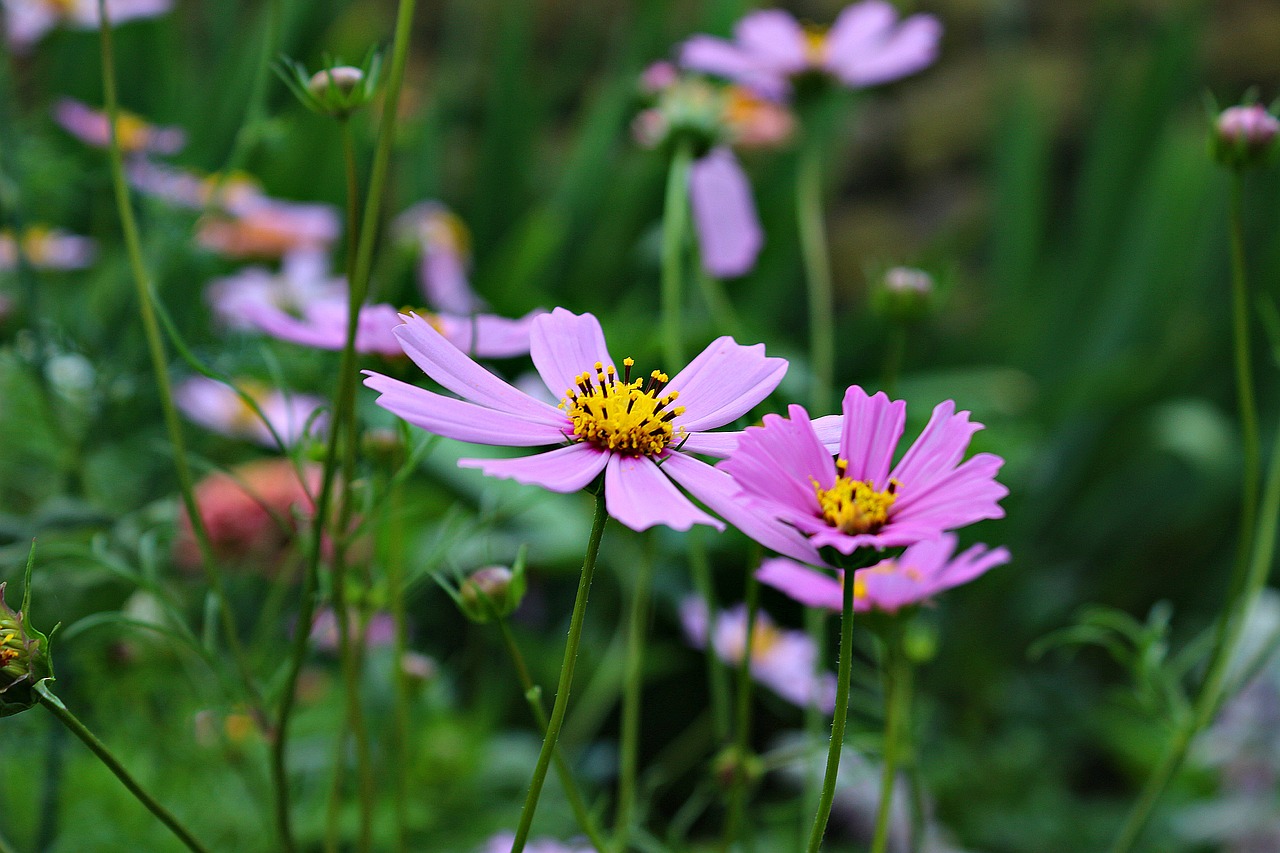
[722,559,761,851]
[35,684,210,853]
[797,607,827,853]
[387,450,411,852]
[870,621,911,853]
[269,0,419,846]
[690,532,731,744]
[661,138,695,367]
[511,491,609,853]
[797,138,835,414]
[614,536,656,852]
[215,0,282,177]
[806,560,859,853]
[495,618,608,852]
[1109,410,1280,853]
[95,0,262,712]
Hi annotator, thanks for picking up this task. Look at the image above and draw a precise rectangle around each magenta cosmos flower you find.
[758,533,1009,615]
[0,225,95,271]
[680,2,942,100]
[364,308,835,543]
[681,597,836,712]
[3,0,170,52]
[53,98,185,155]
[719,385,1006,560]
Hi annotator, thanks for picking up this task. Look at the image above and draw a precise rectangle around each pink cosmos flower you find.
[680,597,836,712]
[688,146,763,279]
[680,3,942,100]
[3,0,171,52]
[719,385,1006,561]
[1217,104,1280,148]
[364,308,836,544]
[174,376,327,449]
[196,197,340,260]
[53,98,184,155]
[0,226,95,271]
[395,202,482,316]
[209,252,539,360]
[758,533,1010,615]
[128,160,266,214]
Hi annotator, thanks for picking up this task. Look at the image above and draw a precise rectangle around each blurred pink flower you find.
[128,160,266,214]
[680,597,836,712]
[309,608,396,653]
[688,147,763,279]
[197,197,340,260]
[0,225,95,271]
[3,0,171,52]
[680,3,942,99]
[175,376,327,449]
[53,98,184,155]
[719,385,1006,562]
[395,202,482,315]
[758,533,1009,615]
[1217,104,1280,148]
[365,308,833,544]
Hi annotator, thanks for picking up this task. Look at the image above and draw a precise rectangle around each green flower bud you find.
[1211,103,1280,172]
[458,565,526,623]
[0,580,54,718]
[277,53,382,121]
[872,266,935,324]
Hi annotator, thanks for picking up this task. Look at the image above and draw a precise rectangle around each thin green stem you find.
[797,138,835,414]
[215,0,282,177]
[689,532,731,744]
[387,451,411,852]
[614,537,656,852]
[661,138,695,367]
[495,618,608,852]
[797,607,827,853]
[806,561,859,853]
[871,622,911,853]
[36,684,210,853]
[95,0,262,713]
[1109,410,1280,853]
[511,491,609,853]
[270,0,419,846]
[722,559,761,851]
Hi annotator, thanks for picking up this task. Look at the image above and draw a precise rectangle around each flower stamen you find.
[561,357,686,456]
[814,460,898,535]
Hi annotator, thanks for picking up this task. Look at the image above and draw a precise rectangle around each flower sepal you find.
[451,548,529,624]
[276,52,383,121]
[0,546,57,718]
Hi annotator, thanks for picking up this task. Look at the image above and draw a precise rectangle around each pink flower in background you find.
[208,250,345,329]
[395,202,483,316]
[365,308,832,547]
[128,160,266,214]
[680,3,942,99]
[719,385,1006,561]
[53,98,185,155]
[680,597,836,712]
[1216,104,1280,148]
[0,226,95,271]
[3,0,171,52]
[309,608,396,653]
[758,534,1010,615]
[175,376,327,449]
[197,197,340,260]
[688,147,763,279]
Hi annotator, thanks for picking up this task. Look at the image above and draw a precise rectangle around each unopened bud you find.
[872,266,935,323]
[308,66,364,99]
[278,55,381,121]
[1212,104,1280,171]
[459,566,524,623]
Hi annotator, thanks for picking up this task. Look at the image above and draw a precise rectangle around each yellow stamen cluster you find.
[814,460,898,535]
[802,24,829,65]
[0,630,19,669]
[561,358,685,457]
[114,112,151,152]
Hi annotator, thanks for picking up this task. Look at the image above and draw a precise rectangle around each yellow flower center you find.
[19,225,55,266]
[802,25,829,65]
[814,460,898,535]
[0,630,19,668]
[114,112,151,152]
[561,359,685,457]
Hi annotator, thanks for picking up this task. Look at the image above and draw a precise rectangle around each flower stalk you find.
[722,561,762,850]
[870,618,912,853]
[614,536,656,852]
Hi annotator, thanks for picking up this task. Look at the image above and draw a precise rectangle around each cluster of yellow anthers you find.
[814,460,899,535]
[562,358,685,457]
[0,630,19,669]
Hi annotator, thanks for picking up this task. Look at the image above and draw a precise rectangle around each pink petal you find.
[892,453,1008,529]
[931,542,1010,592]
[393,312,564,425]
[603,454,720,532]
[529,308,616,401]
[678,35,790,100]
[665,452,820,563]
[667,333,785,431]
[827,13,942,88]
[459,444,608,493]
[689,147,764,279]
[838,385,905,487]
[734,10,808,74]
[824,1,896,60]
[363,372,569,446]
[757,558,843,610]
[435,309,541,359]
[888,400,979,489]
[719,405,835,519]
[812,414,843,452]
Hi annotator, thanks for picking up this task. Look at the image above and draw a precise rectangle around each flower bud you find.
[712,745,764,791]
[458,565,525,623]
[278,54,382,121]
[308,66,364,99]
[872,266,935,324]
[1212,104,1280,171]
[0,581,53,717]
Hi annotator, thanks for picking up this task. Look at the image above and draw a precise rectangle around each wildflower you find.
[0,577,53,718]
[278,54,382,120]
[3,0,171,52]
[173,458,321,575]
[477,833,592,853]
[871,266,935,323]
[364,308,834,546]
[128,160,265,214]
[0,225,95,271]
[208,250,344,329]
[758,533,1009,615]
[719,385,1006,562]
[1212,103,1280,171]
[395,202,482,315]
[196,196,340,259]
[53,98,185,155]
[680,3,942,100]
[687,146,764,279]
[174,376,327,449]
[458,565,526,623]
[681,597,836,712]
